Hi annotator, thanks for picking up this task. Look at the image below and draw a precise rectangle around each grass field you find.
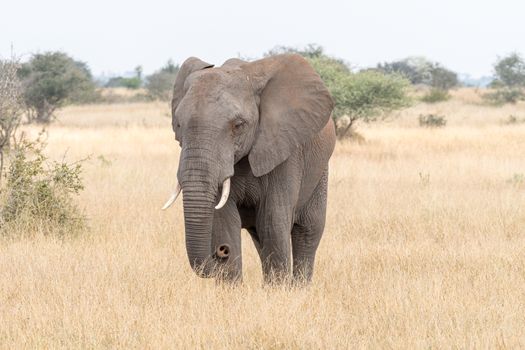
[1,89,524,348]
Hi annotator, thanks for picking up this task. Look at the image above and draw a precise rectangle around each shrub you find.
[421,89,450,103]
[18,52,97,123]
[145,60,179,100]
[503,115,525,125]
[0,137,86,237]
[418,114,447,128]
[483,88,524,105]
[506,173,524,187]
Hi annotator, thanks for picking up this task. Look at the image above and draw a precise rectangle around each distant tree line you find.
[11,52,180,123]
[105,66,143,89]
[3,48,525,126]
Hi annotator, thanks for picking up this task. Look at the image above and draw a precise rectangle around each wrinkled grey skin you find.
[171,54,335,284]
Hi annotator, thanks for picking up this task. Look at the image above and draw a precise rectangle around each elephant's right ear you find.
[171,57,214,119]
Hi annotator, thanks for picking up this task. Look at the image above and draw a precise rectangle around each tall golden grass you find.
[1,89,524,348]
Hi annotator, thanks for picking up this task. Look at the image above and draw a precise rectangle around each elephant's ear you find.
[221,58,247,68]
[245,54,334,177]
[171,57,214,118]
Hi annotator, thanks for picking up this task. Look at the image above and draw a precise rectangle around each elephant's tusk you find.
[161,181,182,210]
[215,178,230,210]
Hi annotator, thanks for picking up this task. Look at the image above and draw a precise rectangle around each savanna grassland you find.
[1,89,524,348]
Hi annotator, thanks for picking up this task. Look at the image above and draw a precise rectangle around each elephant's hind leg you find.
[292,169,328,284]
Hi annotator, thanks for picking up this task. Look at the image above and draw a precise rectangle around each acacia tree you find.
[18,52,96,123]
[309,54,410,138]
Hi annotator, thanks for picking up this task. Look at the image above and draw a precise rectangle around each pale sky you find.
[2,0,524,77]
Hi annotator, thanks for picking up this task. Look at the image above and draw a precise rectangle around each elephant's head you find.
[162,54,333,277]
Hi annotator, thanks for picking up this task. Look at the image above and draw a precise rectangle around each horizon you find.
[2,0,524,78]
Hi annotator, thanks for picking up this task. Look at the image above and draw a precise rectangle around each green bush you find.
[18,52,98,123]
[421,89,450,103]
[0,137,86,237]
[418,114,447,128]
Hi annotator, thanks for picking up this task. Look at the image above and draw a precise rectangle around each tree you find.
[18,52,97,123]
[135,65,143,81]
[492,53,525,87]
[377,57,433,85]
[0,56,24,178]
[264,43,325,59]
[308,55,410,138]
[429,64,458,90]
[378,57,458,103]
[145,60,180,100]
[377,57,458,89]
[484,53,525,104]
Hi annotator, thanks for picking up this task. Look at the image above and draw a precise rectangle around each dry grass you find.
[1,89,525,348]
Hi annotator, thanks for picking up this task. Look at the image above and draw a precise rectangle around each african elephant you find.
[162,54,335,284]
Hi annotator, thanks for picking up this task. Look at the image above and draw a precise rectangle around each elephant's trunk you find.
[182,183,216,276]
[179,146,220,277]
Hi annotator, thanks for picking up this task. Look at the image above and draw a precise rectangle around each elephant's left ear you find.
[245,54,334,177]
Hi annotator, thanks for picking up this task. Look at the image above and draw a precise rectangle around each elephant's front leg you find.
[256,201,294,284]
[212,200,242,283]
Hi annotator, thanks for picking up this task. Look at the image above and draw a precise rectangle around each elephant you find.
[162,53,335,284]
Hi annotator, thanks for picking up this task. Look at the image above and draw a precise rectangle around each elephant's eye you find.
[232,119,246,132]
